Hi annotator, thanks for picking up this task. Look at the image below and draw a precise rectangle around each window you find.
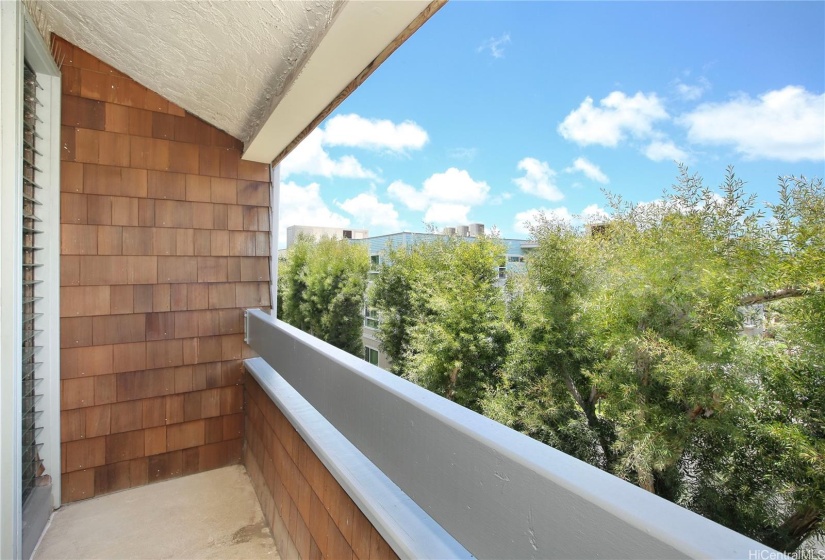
[343,229,353,239]
[507,255,524,263]
[364,305,379,329]
[364,346,379,365]
[21,61,44,507]
[370,254,380,271]
[1,9,63,556]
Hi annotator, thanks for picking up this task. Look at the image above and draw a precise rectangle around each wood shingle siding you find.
[56,36,271,503]
[245,376,400,560]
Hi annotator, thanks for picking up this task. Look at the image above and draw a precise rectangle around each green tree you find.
[704,174,825,551]
[279,235,369,355]
[279,237,311,331]
[371,234,509,411]
[484,168,824,551]
[368,241,427,378]
[483,218,611,467]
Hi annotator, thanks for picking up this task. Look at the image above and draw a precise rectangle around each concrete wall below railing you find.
[245,309,781,560]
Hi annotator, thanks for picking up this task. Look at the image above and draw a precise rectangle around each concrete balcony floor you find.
[34,465,279,559]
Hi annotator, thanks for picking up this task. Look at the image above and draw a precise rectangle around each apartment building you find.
[285,225,369,248]
[351,224,530,370]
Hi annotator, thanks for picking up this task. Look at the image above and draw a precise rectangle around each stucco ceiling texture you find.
[39,0,342,144]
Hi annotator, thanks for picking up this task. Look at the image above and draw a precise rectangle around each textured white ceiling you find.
[38,0,343,143]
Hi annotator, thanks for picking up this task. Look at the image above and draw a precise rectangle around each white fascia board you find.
[242,0,430,164]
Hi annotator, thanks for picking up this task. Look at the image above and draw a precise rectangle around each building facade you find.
[286,225,369,248]
[351,225,531,371]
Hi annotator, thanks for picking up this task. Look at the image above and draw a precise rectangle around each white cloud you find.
[477,33,511,59]
[680,86,825,161]
[565,157,609,184]
[389,169,489,209]
[424,203,471,225]
[448,147,478,161]
[387,168,491,226]
[643,140,689,162]
[489,192,513,206]
[279,181,350,246]
[558,91,669,147]
[581,203,610,223]
[634,193,725,218]
[337,193,402,231]
[673,77,710,101]
[513,207,572,235]
[280,129,377,180]
[281,113,430,179]
[387,180,429,211]
[513,204,609,235]
[422,168,490,205]
[323,114,428,152]
[513,158,564,201]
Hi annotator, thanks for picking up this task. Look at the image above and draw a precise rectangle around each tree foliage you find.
[483,220,610,466]
[278,235,369,355]
[371,234,509,411]
[483,167,824,551]
[280,169,824,551]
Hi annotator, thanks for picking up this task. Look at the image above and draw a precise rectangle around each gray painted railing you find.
[245,357,471,560]
[245,309,780,560]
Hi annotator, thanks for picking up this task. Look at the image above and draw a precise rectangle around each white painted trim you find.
[269,164,280,318]
[44,71,61,508]
[0,3,25,557]
[23,18,59,76]
[1,11,61,557]
[30,73,62,513]
[243,0,431,163]
[23,9,61,520]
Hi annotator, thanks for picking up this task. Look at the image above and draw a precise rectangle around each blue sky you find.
[278,1,825,245]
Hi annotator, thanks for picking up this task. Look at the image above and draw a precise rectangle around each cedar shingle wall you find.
[245,376,399,560]
[57,36,271,503]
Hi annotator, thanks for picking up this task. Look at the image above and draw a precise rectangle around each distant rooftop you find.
[285,225,369,248]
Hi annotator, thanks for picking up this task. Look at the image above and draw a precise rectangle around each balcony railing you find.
[244,308,777,560]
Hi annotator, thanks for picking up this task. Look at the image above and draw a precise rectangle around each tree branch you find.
[561,370,615,467]
[739,286,824,306]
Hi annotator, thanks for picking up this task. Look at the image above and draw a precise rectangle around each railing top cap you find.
[245,309,780,560]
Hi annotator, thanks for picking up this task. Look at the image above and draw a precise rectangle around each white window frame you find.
[1,5,61,558]
[364,303,379,330]
[364,345,379,366]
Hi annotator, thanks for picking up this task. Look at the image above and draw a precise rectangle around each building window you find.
[507,255,524,263]
[364,346,379,366]
[1,9,63,556]
[21,62,44,506]
[343,229,353,239]
[370,254,380,271]
[364,305,379,329]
